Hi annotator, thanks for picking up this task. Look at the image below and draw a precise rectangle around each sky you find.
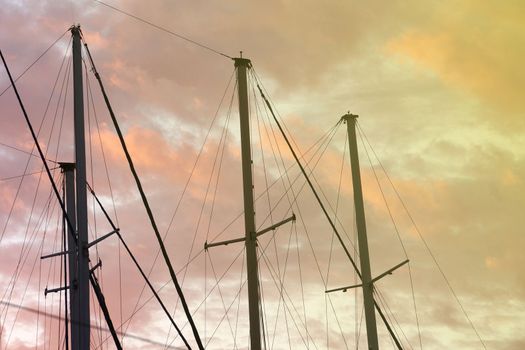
[0,0,524,349]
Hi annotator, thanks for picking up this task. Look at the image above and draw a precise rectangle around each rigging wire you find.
[0,142,58,163]
[167,247,246,349]
[183,79,236,348]
[61,177,70,350]
[269,222,294,350]
[165,79,235,348]
[252,87,292,350]
[356,122,422,349]
[202,251,248,348]
[0,38,72,246]
[205,72,344,346]
[93,0,233,59]
[86,183,193,350]
[1,161,54,310]
[250,79,288,350]
[84,59,108,349]
[94,105,345,350]
[83,55,124,347]
[325,128,348,288]
[178,78,234,309]
[3,173,61,348]
[121,68,236,346]
[184,250,246,348]
[0,40,73,338]
[0,167,60,182]
[0,301,186,349]
[81,33,203,350]
[233,251,246,349]
[205,80,344,346]
[258,248,320,350]
[252,70,405,349]
[164,84,352,348]
[206,252,241,344]
[206,119,341,245]
[250,91,348,348]
[0,29,69,98]
[250,77,346,347]
[88,64,125,342]
[356,122,487,349]
[325,127,348,349]
[94,78,335,348]
[0,45,79,248]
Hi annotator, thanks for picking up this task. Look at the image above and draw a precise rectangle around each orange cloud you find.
[387,1,525,121]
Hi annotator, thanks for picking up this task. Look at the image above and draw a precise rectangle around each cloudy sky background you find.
[0,0,523,349]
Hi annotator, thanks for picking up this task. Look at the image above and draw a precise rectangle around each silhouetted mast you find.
[71,25,91,350]
[204,56,295,350]
[342,113,379,349]
[235,57,262,350]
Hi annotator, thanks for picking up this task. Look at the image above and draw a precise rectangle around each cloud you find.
[387,1,525,125]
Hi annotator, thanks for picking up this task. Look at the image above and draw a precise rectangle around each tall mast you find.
[342,113,379,350]
[71,25,90,350]
[235,57,262,350]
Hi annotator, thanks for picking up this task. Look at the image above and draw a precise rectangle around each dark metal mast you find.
[71,25,90,350]
[205,57,293,348]
[235,57,262,350]
[342,113,379,350]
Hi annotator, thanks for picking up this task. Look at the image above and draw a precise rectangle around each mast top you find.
[341,112,359,123]
[70,24,81,35]
[234,57,252,68]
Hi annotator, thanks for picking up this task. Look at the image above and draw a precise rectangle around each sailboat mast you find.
[343,113,379,350]
[71,25,90,350]
[235,57,262,350]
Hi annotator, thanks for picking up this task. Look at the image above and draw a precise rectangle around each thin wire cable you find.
[0,301,186,349]
[0,142,58,163]
[93,0,232,59]
[1,44,72,325]
[258,247,320,350]
[168,247,246,349]
[165,80,235,347]
[356,123,421,349]
[3,173,61,347]
[233,250,246,349]
[356,122,486,349]
[88,69,124,343]
[254,70,408,348]
[0,167,60,182]
[207,120,340,245]
[0,39,71,245]
[87,184,192,350]
[249,85,333,348]
[0,30,69,98]
[206,252,239,343]
[249,84,346,347]
[121,69,235,345]
[84,59,108,348]
[81,35,202,350]
[325,130,348,287]
[0,44,78,255]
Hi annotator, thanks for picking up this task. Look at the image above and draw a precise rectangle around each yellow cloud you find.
[387,1,525,119]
